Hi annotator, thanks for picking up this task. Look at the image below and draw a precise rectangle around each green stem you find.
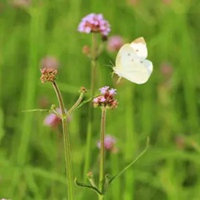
[67,92,85,115]
[90,33,98,97]
[52,82,66,115]
[52,81,74,200]
[84,33,98,179]
[99,108,106,200]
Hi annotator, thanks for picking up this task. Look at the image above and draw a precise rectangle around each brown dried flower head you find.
[40,68,57,83]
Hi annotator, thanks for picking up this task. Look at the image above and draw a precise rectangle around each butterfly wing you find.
[115,44,138,71]
[117,59,153,84]
[113,38,153,84]
[130,37,148,59]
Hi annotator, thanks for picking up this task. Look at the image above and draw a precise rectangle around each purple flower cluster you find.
[93,86,118,109]
[78,13,111,36]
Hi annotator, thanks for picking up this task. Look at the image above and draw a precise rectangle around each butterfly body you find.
[113,37,153,84]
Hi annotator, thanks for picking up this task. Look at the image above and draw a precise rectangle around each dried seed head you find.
[40,68,57,83]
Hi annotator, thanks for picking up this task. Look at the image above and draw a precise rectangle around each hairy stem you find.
[99,108,107,199]
[52,81,74,200]
[84,33,98,178]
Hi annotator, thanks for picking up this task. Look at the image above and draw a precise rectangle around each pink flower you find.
[78,13,111,36]
[44,113,61,128]
[93,86,118,109]
[44,108,69,128]
[97,135,117,152]
[109,88,117,96]
[93,97,99,103]
[99,97,106,102]
[99,86,109,94]
[107,36,124,52]
[40,56,59,69]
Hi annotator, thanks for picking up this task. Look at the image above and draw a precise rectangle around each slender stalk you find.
[67,92,85,115]
[99,108,107,200]
[52,82,66,115]
[90,33,98,97]
[52,81,74,200]
[84,33,98,178]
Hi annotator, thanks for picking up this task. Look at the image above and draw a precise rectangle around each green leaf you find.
[109,137,149,185]
[21,108,50,113]
[75,98,92,109]
[74,178,103,195]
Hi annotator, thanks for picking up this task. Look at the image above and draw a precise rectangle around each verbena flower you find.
[99,86,109,94]
[40,56,59,69]
[107,35,124,52]
[44,108,62,128]
[78,13,111,36]
[93,86,118,109]
[97,134,117,152]
[44,108,69,128]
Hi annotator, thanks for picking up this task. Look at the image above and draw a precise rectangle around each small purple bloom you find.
[93,86,118,109]
[93,97,99,103]
[99,86,109,94]
[44,112,61,128]
[97,135,117,152]
[100,97,106,102]
[107,35,124,52]
[40,56,59,69]
[78,13,111,36]
[109,88,117,96]
[44,108,69,128]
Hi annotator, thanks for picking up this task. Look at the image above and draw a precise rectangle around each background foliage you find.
[1,0,200,199]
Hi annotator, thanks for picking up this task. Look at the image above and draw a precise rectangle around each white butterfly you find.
[113,37,153,84]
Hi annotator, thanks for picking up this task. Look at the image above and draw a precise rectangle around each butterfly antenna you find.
[105,60,114,69]
[109,60,115,67]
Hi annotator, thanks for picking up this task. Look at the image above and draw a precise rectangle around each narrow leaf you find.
[74,178,103,195]
[109,137,149,184]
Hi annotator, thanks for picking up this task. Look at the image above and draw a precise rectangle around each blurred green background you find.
[1,0,200,199]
